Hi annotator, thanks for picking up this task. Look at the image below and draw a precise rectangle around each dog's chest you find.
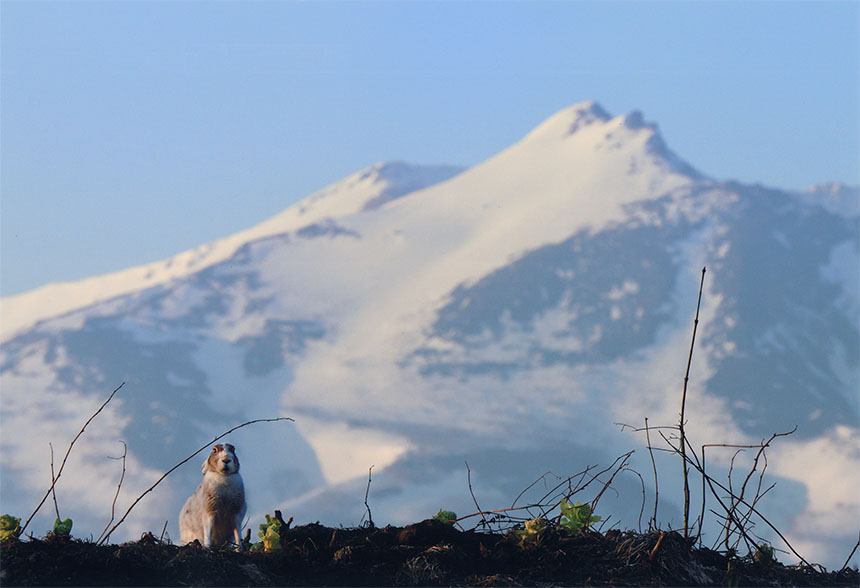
[203,475,244,514]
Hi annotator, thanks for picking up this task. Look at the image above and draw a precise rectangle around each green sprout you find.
[0,514,22,541]
[432,509,458,525]
[516,517,548,547]
[251,514,282,552]
[53,517,73,537]
[559,499,600,535]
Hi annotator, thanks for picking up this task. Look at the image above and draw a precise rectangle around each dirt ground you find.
[2,519,858,587]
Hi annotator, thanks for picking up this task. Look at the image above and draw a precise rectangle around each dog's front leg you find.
[202,515,214,548]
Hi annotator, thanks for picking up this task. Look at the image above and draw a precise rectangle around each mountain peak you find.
[516,101,704,182]
[618,110,651,130]
[524,100,612,141]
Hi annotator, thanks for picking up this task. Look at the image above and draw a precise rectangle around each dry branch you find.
[510,470,553,510]
[97,440,128,544]
[22,382,126,534]
[841,532,860,571]
[49,443,60,521]
[625,467,647,533]
[589,451,634,516]
[465,461,488,529]
[643,418,660,531]
[679,266,706,538]
[456,451,634,536]
[361,465,375,528]
[667,431,811,566]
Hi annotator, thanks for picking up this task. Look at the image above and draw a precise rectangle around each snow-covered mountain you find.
[1,101,857,568]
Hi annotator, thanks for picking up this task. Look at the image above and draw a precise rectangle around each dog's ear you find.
[224,445,239,473]
[202,446,217,474]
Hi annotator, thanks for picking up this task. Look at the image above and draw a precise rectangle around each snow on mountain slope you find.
[277,102,703,416]
[0,162,463,341]
[1,101,857,568]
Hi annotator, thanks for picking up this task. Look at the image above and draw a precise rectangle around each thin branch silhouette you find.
[23,382,125,534]
[97,440,128,544]
[679,266,706,538]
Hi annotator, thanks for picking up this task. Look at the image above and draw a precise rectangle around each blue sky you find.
[2,1,858,297]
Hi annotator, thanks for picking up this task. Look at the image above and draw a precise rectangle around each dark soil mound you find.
[2,520,857,587]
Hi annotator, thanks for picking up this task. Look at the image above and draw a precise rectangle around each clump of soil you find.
[1,520,857,587]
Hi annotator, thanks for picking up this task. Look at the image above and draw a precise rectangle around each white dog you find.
[179,443,246,548]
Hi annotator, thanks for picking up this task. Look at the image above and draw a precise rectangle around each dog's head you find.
[202,443,240,476]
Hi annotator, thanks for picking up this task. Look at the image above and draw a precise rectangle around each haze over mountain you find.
[1,101,857,568]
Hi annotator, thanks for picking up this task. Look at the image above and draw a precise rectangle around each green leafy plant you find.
[52,517,73,537]
[432,509,457,525]
[559,499,600,535]
[515,517,547,547]
[251,514,282,552]
[0,514,22,541]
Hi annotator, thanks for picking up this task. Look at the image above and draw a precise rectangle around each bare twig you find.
[664,431,812,566]
[596,515,613,532]
[625,467,646,532]
[49,443,60,521]
[513,467,602,523]
[737,481,776,542]
[274,510,293,532]
[23,382,126,534]
[99,416,293,544]
[661,430,755,552]
[649,531,666,561]
[644,417,659,531]
[97,441,128,544]
[456,464,616,530]
[511,470,554,509]
[465,461,488,529]
[725,448,745,547]
[590,451,634,515]
[699,444,708,542]
[457,454,630,534]
[362,465,375,528]
[730,428,797,548]
[616,422,679,433]
[557,456,627,506]
[456,504,550,524]
[841,532,860,571]
[549,464,597,504]
[700,439,773,547]
[697,428,798,551]
[679,266,706,538]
